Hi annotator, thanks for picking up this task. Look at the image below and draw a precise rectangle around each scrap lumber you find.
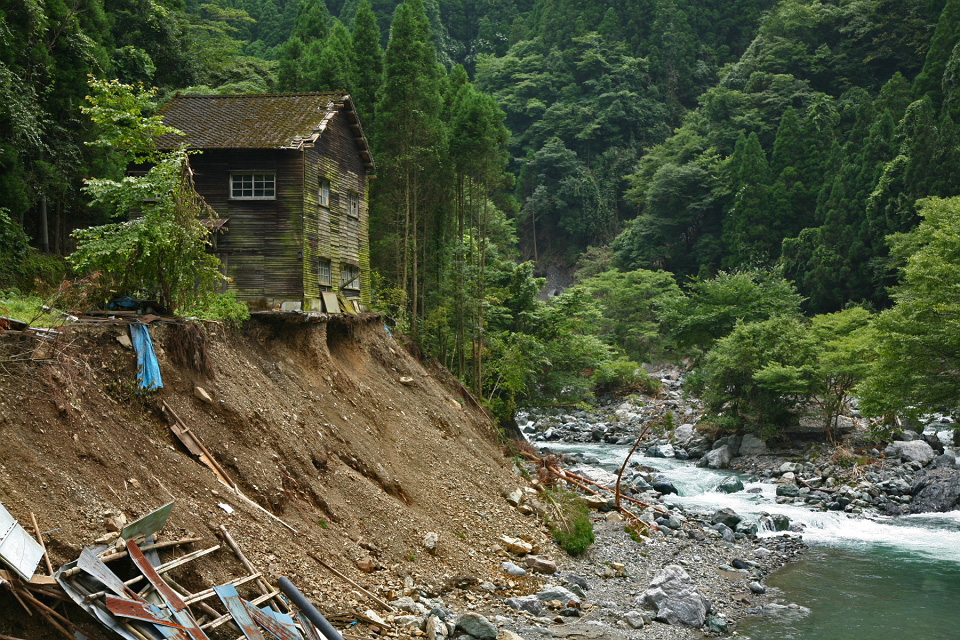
[162,401,236,489]
[219,526,285,612]
[202,590,279,630]
[29,513,54,575]
[126,540,211,640]
[212,584,266,640]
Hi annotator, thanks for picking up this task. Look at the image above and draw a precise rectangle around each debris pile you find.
[1,501,345,640]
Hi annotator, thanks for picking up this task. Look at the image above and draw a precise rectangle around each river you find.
[542,441,960,639]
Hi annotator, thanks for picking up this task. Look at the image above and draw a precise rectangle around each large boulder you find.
[910,468,960,513]
[638,565,711,627]
[698,445,732,469]
[455,613,497,639]
[885,440,936,465]
[716,476,744,494]
[738,434,768,455]
[673,423,696,446]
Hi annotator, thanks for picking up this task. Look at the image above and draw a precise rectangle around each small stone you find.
[623,610,645,629]
[499,536,533,555]
[455,613,497,639]
[117,333,133,349]
[501,561,527,576]
[717,476,744,494]
[423,532,439,554]
[705,614,728,633]
[605,511,623,522]
[194,386,214,404]
[524,555,558,574]
[496,632,524,640]
[505,595,545,616]
[505,489,524,507]
[748,581,766,594]
[356,555,377,573]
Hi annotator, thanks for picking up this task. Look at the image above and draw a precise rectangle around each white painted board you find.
[0,502,45,581]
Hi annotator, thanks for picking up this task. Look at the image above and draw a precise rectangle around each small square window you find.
[348,191,360,218]
[231,173,275,199]
[318,258,331,286]
[340,263,360,290]
[319,179,330,207]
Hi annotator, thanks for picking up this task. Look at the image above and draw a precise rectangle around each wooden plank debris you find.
[307,552,394,613]
[162,401,236,489]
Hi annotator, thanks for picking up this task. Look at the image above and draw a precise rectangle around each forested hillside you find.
[2,0,960,434]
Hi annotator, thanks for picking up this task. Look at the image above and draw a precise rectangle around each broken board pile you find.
[0,500,338,640]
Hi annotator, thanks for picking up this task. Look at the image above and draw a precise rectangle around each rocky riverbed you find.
[366,370,959,640]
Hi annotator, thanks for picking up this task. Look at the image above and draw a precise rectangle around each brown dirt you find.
[0,314,545,639]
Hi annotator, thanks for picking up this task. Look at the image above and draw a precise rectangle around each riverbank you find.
[512,366,960,638]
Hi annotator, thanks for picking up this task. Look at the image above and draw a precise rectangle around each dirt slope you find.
[0,314,543,638]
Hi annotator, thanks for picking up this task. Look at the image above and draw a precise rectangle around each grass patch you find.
[0,291,60,327]
[545,490,594,556]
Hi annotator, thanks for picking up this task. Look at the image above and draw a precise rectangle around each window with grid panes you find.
[318,259,332,286]
[348,191,359,217]
[319,179,330,206]
[340,263,360,290]
[230,173,275,199]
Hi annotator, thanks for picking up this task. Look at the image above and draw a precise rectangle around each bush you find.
[591,357,661,395]
[546,491,595,556]
[181,292,250,328]
[696,315,818,437]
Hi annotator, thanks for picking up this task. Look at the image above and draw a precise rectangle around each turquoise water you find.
[539,441,960,638]
[739,547,960,639]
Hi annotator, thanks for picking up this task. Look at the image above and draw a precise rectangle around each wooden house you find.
[157,92,375,312]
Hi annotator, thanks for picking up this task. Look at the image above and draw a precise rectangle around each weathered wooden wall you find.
[303,110,371,309]
[190,149,305,307]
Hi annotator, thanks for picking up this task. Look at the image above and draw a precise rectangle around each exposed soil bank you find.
[0,315,543,638]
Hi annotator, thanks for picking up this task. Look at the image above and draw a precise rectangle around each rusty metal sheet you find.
[122,502,175,541]
[245,601,303,640]
[0,501,45,581]
[106,596,185,630]
[127,540,211,640]
[258,608,299,638]
[294,612,324,640]
[213,584,265,640]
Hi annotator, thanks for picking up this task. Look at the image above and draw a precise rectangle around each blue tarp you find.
[130,323,163,390]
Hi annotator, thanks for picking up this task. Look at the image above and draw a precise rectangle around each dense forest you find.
[2,0,959,435]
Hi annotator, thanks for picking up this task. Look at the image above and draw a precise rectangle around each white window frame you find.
[318,258,332,286]
[319,178,330,207]
[230,172,276,200]
[340,263,360,291]
[347,191,360,218]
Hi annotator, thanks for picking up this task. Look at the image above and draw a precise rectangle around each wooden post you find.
[30,512,54,575]
[218,526,285,612]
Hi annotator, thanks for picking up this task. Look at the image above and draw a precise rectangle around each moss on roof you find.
[156,92,347,149]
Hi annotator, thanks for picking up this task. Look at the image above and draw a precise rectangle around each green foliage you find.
[0,290,60,327]
[546,491,594,556]
[0,209,32,289]
[697,315,818,436]
[857,196,960,420]
[70,78,223,314]
[578,268,680,363]
[809,307,876,437]
[181,292,251,328]
[659,267,803,352]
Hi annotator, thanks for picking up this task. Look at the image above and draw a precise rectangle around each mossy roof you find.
[156,92,374,172]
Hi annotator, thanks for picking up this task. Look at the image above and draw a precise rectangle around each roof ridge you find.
[171,91,348,99]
